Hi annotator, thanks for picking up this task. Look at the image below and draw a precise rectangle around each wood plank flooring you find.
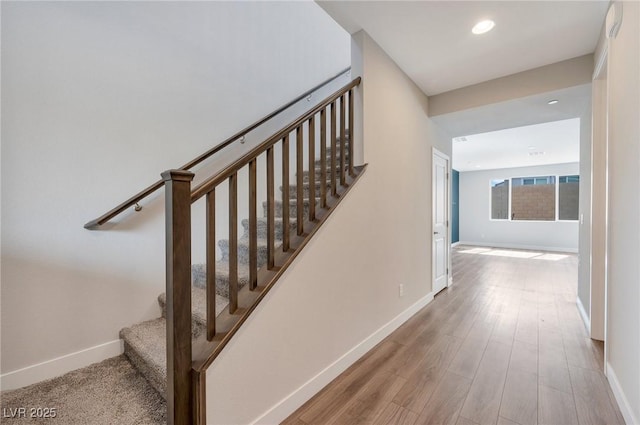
[283,246,625,425]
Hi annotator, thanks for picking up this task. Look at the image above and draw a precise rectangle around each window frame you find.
[489,174,580,223]
[557,174,581,222]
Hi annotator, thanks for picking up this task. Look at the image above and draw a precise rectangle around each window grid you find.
[489,174,579,222]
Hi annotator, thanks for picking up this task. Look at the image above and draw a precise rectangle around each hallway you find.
[284,246,625,425]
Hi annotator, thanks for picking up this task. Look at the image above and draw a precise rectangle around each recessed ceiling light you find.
[528,146,536,150]
[472,20,495,35]
[548,99,559,105]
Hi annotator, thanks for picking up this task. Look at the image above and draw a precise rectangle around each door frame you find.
[591,42,609,372]
[432,148,451,293]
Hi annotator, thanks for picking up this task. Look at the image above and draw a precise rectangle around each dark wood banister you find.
[186,77,361,374]
[163,76,364,425]
[84,67,351,230]
[190,77,361,203]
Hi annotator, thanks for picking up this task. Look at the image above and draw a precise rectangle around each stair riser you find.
[159,303,206,339]
[123,342,166,399]
[219,240,271,269]
[264,199,319,218]
[241,218,297,240]
[284,181,327,200]
[315,153,348,165]
[192,265,250,299]
[303,167,348,183]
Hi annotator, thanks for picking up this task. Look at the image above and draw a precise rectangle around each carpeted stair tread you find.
[283,181,330,199]
[158,286,229,337]
[241,216,298,239]
[120,318,167,398]
[315,153,348,165]
[0,355,166,425]
[191,261,251,299]
[309,164,344,175]
[219,235,271,252]
[303,168,349,183]
[219,235,286,268]
[264,198,321,218]
[119,136,352,405]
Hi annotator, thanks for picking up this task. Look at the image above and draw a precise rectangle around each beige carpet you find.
[0,356,165,425]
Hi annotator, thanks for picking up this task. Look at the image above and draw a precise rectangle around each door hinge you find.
[446,220,449,227]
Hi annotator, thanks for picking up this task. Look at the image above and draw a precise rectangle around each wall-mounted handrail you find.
[84,67,351,230]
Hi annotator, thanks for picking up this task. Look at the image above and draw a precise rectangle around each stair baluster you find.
[266,146,276,269]
[206,189,216,341]
[340,94,347,186]
[308,115,316,221]
[228,173,238,313]
[282,135,291,252]
[330,101,337,196]
[320,108,328,208]
[248,159,258,290]
[296,125,304,235]
[349,89,355,177]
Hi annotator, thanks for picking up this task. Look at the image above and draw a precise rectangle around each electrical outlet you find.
[399,284,404,297]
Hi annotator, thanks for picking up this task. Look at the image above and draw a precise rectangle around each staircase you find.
[119,139,350,399]
[85,73,363,425]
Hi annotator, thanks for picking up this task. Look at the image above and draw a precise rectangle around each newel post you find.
[162,169,194,425]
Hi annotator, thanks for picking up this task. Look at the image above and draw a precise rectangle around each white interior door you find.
[432,149,449,294]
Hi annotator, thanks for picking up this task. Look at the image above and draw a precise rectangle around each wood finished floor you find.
[283,246,625,425]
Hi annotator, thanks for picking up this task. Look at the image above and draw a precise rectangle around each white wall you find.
[1,1,350,378]
[429,55,594,117]
[459,163,580,252]
[204,30,451,424]
[605,2,640,423]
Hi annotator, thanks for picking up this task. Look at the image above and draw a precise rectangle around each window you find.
[490,179,509,220]
[489,174,580,222]
[559,175,580,220]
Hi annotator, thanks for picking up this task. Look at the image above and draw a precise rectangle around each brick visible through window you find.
[491,179,509,220]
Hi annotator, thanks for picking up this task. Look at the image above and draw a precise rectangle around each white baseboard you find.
[251,291,435,425]
[606,362,639,425]
[457,240,578,253]
[451,241,460,247]
[576,296,591,333]
[0,339,123,391]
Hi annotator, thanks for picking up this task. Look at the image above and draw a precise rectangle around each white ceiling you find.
[319,1,599,172]
[318,1,608,95]
[452,117,580,172]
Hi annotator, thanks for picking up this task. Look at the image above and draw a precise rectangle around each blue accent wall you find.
[452,169,459,243]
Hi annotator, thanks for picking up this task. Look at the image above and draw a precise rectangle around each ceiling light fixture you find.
[548,99,559,105]
[472,19,495,35]
[528,146,536,150]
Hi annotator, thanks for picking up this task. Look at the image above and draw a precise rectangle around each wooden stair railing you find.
[83,67,350,230]
[163,77,364,425]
